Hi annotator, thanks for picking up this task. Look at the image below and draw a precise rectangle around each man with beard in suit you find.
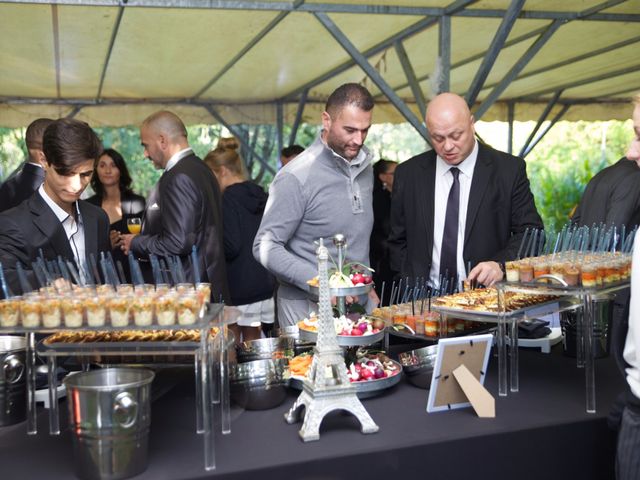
[0,118,53,212]
[388,92,543,289]
[0,118,110,296]
[120,111,229,303]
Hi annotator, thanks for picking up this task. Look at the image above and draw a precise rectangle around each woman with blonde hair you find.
[204,139,275,342]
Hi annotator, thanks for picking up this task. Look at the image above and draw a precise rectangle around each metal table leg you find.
[200,326,215,470]
[47,355,60,435]
[576,304,585,368]
[26,332,37,435]
[584,293,596,413]
[509,318,519,393]
[194,349,203,434]
[497,288,507,396]
[220,325,230,435]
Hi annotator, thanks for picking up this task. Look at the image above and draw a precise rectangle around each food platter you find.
[298,326,385,347]
[432,298,564,322]
[307,283,372,298]
[386,322,496,341]
[289,359,402,399]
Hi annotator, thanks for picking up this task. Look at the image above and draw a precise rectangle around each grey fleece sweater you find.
[253,136,374,301]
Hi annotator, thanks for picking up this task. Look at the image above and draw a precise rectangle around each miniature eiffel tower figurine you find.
[284,237,379,441]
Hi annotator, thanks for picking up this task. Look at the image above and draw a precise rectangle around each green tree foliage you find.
[525,120,633,232]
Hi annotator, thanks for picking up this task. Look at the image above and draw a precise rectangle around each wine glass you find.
[127,217,142,234]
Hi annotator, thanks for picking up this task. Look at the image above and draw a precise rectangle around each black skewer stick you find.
[16,263,32,295]
[31,262,46,289]
[90,253,102,285]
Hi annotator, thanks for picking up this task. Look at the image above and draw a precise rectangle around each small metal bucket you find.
[0,335,26,426]
[63,368,155,480]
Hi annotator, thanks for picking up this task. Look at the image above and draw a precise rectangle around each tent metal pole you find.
[193,2,304,99]
[507,101,514,155]
[51,5,61,99]
[276,101,284,165]
[314,11,429,142]
[482,35,640,92]
[394,40,426,119]
[519,90,563,158]
[96,5,125,102]
[473,19,563,121]
[281,0,476,101]
[523,104,571,158]
[520,64,640,99]
[2,0,639,22]
[465,0,524,107]
[289,88,308,146]
[438,15,451,94]
[204,105,276,176]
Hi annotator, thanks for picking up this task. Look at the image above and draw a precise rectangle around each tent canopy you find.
[0,0,639,129]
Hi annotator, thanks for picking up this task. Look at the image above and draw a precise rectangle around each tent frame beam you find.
[280,0,476,101]
[204,105,276,176]
[518,89,563,158]
[192,0,304,98]
[465,0,525,107]
[394,40,426,119]
[523,104,571,157]
[473,19,563,121]
[314,10,429,142]
[289,88,308,146]
[3,0,639,22]
[438,15,451,94]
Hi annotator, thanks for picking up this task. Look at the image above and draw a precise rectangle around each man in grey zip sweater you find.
[253,83,377,327]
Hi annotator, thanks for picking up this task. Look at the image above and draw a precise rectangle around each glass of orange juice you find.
[127,217,142,234]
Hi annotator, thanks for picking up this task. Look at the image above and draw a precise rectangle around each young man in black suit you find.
[120,111,230,303]
[0,118,53,212]
[0,118,110,296]
[388,92,543,289]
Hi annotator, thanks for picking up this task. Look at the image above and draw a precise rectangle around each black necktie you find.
[440,167,460,281]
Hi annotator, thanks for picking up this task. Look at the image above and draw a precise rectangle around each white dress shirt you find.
[38,184,86,272]
[165,147,193,172]
[429,140,479,288]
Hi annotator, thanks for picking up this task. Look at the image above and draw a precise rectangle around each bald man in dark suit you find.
[120,111,230,304]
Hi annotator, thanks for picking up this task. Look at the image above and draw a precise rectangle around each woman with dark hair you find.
[87,148,145,280]
[370,159,398,306]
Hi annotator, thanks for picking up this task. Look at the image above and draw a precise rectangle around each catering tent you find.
[0,0,639,155]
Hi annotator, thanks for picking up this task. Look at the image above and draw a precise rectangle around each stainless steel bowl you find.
[236,337,295,363]
[398,344,438,389]
[230,358,290,410]
[275,326,315,355]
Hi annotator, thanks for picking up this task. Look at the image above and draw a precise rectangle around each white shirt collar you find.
[165,147,193,172]
[435,139,479,178]
[38,184,79,222]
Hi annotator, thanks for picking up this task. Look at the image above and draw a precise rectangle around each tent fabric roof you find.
[0,0,639,128]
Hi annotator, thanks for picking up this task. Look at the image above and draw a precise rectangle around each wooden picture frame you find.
[427,334,493,414]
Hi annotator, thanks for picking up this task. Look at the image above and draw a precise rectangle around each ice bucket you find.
[63,368,155,480]
[0,335,26,426]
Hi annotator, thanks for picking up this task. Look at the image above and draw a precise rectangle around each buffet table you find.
[0,345,623,480]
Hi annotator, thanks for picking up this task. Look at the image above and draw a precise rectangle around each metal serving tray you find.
[298,327,385,347]
[289,359,402,399]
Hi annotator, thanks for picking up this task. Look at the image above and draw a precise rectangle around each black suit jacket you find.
[0,162,45,213]
[0,192,110,296]
[131,153,230,303]
[572,158,640,231]
[388,142,543,280]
